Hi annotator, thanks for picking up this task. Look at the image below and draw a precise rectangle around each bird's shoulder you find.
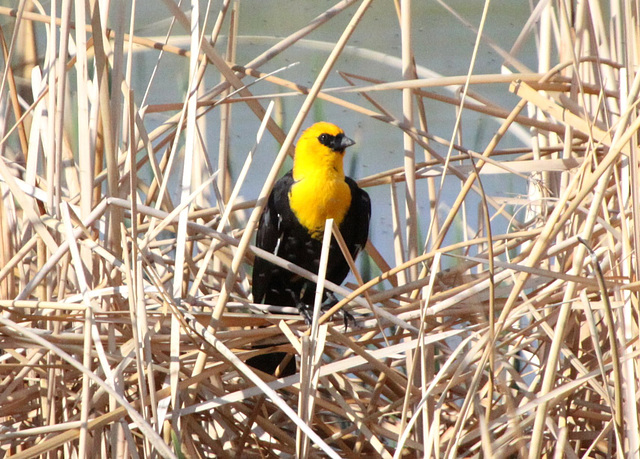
[270,171,298,220]
[271,170,293,200]
[256,171,296,244]
[345,177,371,214]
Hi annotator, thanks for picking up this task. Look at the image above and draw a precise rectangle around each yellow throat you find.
[289,123,354,239]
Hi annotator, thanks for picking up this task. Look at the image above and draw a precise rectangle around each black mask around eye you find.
[318,133,356,152]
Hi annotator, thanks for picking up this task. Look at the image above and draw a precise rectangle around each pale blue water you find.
[131,1,538,279]
[2,0,539,279]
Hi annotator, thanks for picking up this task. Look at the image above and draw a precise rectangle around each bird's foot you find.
[296,294,357,330]
[325,304,356,331]
[322,292,357,330]
[297,303,314,325]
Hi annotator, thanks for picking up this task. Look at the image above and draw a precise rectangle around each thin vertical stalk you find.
[297,218,333,458]
[216,2,237,204]
[170,0,201,433]
[400,0,417,281]
[90,0,121,260]
[52,0,72,217]
[73,0,94,278]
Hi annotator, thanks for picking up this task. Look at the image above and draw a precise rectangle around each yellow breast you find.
[289,173,352,239]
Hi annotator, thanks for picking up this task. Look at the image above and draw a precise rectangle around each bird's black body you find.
[252,171,371,318]
[247,122,370,376]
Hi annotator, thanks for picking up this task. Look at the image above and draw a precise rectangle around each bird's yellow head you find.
[292,122,356,180]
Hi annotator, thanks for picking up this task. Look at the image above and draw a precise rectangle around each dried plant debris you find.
[0,1,638,457]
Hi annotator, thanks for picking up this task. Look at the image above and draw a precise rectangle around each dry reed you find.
[0,1,639,458]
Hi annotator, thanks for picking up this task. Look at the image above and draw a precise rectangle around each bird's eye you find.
[318,133,330,145]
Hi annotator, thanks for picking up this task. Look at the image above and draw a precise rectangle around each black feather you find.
[252,171,370,311]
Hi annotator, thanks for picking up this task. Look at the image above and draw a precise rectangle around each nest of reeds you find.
[0,1,639,458]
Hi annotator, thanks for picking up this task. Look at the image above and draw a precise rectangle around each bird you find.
[247,122,371,375]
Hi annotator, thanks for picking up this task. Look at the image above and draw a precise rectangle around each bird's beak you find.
[338,135,355,150]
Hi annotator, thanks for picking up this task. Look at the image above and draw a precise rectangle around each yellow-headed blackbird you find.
[248,122,370,374]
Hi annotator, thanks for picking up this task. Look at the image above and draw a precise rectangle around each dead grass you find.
[0,1,639,458]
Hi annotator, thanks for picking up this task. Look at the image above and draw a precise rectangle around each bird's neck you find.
[292,155,345,182]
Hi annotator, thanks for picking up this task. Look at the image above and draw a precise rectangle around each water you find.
[5,0,539,279]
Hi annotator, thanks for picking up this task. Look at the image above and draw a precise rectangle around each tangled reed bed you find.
[0,1,639,457]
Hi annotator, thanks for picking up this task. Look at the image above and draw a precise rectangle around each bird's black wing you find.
[251,172,294,304]
[326,178,370,287]
[344,178,371,258]
[248,172,299,377]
